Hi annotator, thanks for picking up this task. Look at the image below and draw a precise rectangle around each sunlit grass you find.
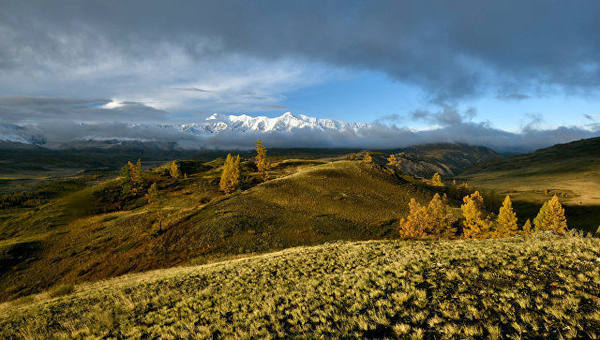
[1,231,599,338]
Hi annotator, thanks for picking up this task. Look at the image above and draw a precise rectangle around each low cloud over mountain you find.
[1,100,598,152]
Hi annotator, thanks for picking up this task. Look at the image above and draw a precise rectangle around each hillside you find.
[0,142,497,192]
[1,232,599,338]
[0,159,442,301]
[458,137,600,230]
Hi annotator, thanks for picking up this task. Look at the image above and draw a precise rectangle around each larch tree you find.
[522,219,533,235]
[220,154,241,194]
[255,139,270,181]
[146,183,160,204]
[431,172,443,186]
[398,198,428,239]
[131,159,144,189]
[461,191,488,238]
[120,162,131,181]
[496,195,518,235]
[533,194,567,233]
[427,193,457,237]
[169,161,181,179]
[399,194,457,239]
[387,154,401,168]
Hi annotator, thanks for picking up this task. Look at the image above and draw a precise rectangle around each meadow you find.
[1,231,599,339]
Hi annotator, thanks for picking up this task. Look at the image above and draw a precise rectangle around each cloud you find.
[497,93,530,101]
[1,97,597,152]
[0,96,170,124]
[1,0,600,109]
[410,106,476,126]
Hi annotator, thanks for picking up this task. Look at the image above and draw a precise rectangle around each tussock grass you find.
[1,231,599,338]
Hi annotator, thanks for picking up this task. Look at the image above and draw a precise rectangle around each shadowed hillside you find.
[458,137,600,230]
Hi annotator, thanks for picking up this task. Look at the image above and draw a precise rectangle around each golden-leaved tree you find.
[496,195,518,235]
[387,154,401,168]
[169,161,181,179]
[219,154,241,194]
[399,194,456,239]
[255,139,270,181]
[426,193,457,237]
[461,191,490,238]
[431,172,443,186]
[398,199,429,239]
[533,194,567,233]
[522,219,533,235]
[364,152,373,163]
[121,159,145,194]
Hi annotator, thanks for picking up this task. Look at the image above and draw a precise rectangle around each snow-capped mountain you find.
[179,112,367,136]
[0,123,46,144]
[0,112,372,148]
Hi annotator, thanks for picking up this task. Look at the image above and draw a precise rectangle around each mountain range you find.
[0,112,369,147]
[2,112,598,152]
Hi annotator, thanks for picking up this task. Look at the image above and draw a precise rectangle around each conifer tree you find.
[169,161,181,179]
[398,198,428,239]
[130,159,144,188]
[461,191,487,238]
[522,219,533,234]
[399,194,457,239]
[496,195,518,235]
[255,139,270,181]
[120,162,131,181]
[220,154,241,194]
[364,152,373,163]
[146,183,160,203]
[533,195,567,233]
[427,193,457,237]
[431,172,443,186]
[387,154,401,168]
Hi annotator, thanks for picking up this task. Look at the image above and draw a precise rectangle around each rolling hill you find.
[1,232,598,338]
[0,158,444,301]
[458,137,600,231]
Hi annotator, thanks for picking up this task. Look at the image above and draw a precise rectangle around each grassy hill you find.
[1,232,599,338]
[458,137,600,231]
[0,159,443,301]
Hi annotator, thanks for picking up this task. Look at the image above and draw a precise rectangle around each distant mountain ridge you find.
[181,112,367,136]
[0,112,369,147]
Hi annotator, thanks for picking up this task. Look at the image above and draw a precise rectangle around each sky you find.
[1,0,600,150]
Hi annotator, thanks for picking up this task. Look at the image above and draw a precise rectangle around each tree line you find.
[399,190,568,239]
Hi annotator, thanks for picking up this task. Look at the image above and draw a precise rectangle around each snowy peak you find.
[179,112,366,136]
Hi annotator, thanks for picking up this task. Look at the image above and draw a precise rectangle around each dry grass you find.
[1,231,599,338]
[0,159,438,302]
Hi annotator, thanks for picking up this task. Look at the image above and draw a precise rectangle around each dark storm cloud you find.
[1,1,600,151]
[2,0,600,103]
[410,106,476,126]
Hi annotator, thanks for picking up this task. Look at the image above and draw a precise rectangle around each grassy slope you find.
[0,159,440,301]
[458,137,600,231]
[1,232,599,338]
